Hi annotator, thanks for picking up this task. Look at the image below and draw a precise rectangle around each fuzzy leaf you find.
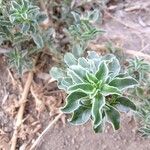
[70,106,91,125]
[61,91,87,113]
[32,34,44,48]
[101,84,121,96]
[96,62,108,81]
[106,105,120,130]
[92,94,105,128]
[86,72,99,84]
[50,67,65,80]
[115,97,136,112]
[68,83,94,94]
[64,52,77,66]
[109,77,138,90]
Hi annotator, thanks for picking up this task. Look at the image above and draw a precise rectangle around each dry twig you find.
[10,71,33,150]
[30,112,63,150]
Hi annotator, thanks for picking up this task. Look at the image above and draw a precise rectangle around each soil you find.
[0,0,150,150]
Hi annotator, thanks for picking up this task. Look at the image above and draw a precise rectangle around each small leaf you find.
[32,34,44,48]
[68,65,87,82]
[68,83,94,94]
[21,22,30,33]
[61,77,73,87]
[106,105,120,130]
[115,97,136,112]
[72,44,84,58]
[70,106,91,125]
[11,1,21,10]
[101,84,121,96]
[50,67,66,80]
[64,53,77,66]
[92,94,105,128]
[61,91,87,113]
[78,57,89,68]
[86,72,99,84]
[95,62,108,81]
[109,77,138,90]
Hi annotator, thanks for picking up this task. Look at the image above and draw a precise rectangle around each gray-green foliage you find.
[127,57,150,137]
[0,0,47,47]
[51,51,138,132]
[136,100,150,138]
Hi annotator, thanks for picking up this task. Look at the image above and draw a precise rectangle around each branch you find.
[10,71,33,150]
[30,113,63,150]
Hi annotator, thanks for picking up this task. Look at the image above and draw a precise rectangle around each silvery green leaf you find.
[68,83,94,94]
[61,77,73,87]
[101,84,121,96]
[11,1,21,11]
[86,72,99,84]
[21,22,30,34]
[96,62,108,81]
[78,57,89,68]
[50,67,66,80]
[106,105,120,130]
[70,106,91,125]
[72,44,84,58]
[87,51,100,60]
[67,69,83,83]
[32,34,44,48]
[115,97,136,112]
[88,9,99,23]
[109,77,138,90]
[108,57,121,79]
[71,11,80,23]
[64,52,77,66]
[69,65,87,82]
[61,91,87,113]
[92,93,105,128]
[0,19,12,27]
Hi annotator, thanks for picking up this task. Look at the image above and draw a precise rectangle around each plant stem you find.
[10,71,33,150]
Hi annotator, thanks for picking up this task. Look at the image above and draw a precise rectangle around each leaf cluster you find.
[51,51,138,132]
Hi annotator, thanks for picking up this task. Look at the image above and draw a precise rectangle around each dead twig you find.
[30,112,63,150]
[10,71,33,150]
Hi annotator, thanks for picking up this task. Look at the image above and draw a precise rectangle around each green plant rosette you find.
[51,51,138,133]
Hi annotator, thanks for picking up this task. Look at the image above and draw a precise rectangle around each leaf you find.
[87,51,100,60]
[106,105,120,130]
[32,34,44,48]
[95,62,108,81]
[92,94,105,128]
[101,84,121,96]
[61,77,73,87]
[50,67,66,80]
[86,72,99,84]
[21,22,30,33]
[68,83,94,94]
[68,65,87,83]
[71,11,80,23]
[69,106,91,125]
[0,20,12,27]
[61,91,87,113]
[72,44,84,58]
[11,1,21,10]
[109,77,138,90]
[88,9,99,23]
[78,57,89,68]
[115,97,136,112]
[64,53,77,66]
